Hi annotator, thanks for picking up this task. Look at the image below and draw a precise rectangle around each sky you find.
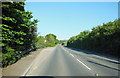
[25,2,118,40]
[26,0,119,2]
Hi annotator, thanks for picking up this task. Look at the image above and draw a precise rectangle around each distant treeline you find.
[36,34,59,48]
[67,19,120,56]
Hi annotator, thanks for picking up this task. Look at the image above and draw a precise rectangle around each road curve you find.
[25,45,119,76]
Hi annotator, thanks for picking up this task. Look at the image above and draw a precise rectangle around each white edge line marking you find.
[23,47,57,76]
[22,60,35,76]
[77,59,91,70]
[94,55,119,63]
[22,48,52,76]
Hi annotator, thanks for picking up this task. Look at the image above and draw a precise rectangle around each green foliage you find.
[67,19,120,56]
[60,40,67,46]
[2,1,39,67]
[45,34,59,47]
[61,42,67,46]
[36,34,59,48]
[36,36,45,48]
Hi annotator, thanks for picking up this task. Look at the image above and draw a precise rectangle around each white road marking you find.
[33,66,37,70]
[92,55,119,63]
[22,60,35,76]
[76,59,91,70]
[61,46,69,53]
[70,54,74,57]
[95,74,99,76]
[61,45,92,71]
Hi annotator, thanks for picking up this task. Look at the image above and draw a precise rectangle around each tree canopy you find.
[67,19,120,56]
[36,34,59,48]
[1,1,39,67]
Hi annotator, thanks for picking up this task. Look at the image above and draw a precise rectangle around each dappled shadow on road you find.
[87,60,120,71]
[64,46,120,64]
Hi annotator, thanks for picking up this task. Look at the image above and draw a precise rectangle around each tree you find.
[36,36,45,48]
[67,19,120,56]
[1,1,39,67]
[45,34,59,47]
[36,34,59,48]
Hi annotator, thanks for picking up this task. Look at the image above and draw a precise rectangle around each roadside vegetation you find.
[0,1,38,67]
[67,19,120,57]
[1,1,39,67]
[1,1,60,67]
[36,34,60,48]
[60,40,67,46]
[1,1,118,68]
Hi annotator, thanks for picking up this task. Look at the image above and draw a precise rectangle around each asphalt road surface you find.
[24,45,119,76]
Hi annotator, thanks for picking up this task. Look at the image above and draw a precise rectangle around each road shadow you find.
[87,60,120,71]
[64,46,120,64]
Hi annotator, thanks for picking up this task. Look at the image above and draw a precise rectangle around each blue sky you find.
[26,0,119,2]
[25,2,118,40]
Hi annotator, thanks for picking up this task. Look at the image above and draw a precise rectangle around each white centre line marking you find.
[61,45,92,71]
[61,46,69,53]
[70,54,74,57]
[95,74,99,76]
[77,59,91,70]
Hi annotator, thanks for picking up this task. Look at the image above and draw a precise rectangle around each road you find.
[24,45,119,76]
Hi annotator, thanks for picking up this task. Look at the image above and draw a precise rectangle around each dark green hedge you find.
[1,1,39,67]
[67,19,120,56]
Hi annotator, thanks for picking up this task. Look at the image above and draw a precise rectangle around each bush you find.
[67,19,120,57]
